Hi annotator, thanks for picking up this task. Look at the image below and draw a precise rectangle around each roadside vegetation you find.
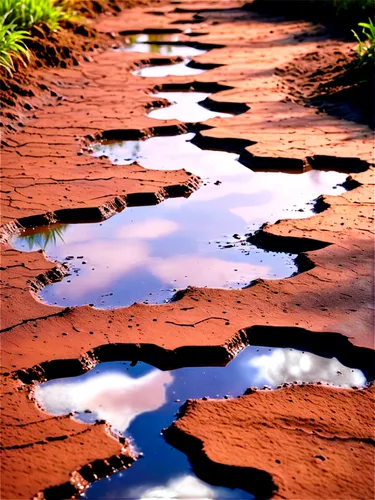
[250,0,374,66]
[0,0,76,74]
[352,18,375,68]
[250,0,374,28]
[0,0,119,76]
[250,0,374,127]
[0,14,30,75]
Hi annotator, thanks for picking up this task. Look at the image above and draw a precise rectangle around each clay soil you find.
[1,1,374,499]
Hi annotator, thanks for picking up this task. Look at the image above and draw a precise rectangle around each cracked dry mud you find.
[0,1,374,499]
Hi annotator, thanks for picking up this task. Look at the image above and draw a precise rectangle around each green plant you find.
[0,0,67,31]
[18,224,67,250]
[334,0,374,15]
[352,18,375,65]
[0,14,30,74]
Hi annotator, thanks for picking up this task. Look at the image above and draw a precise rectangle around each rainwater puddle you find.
[148,91,233,121]
[122,34,205,58]
[11,133,347,308]
[133,60,205,77]
[35,346,366,499]
[124,34,208,77]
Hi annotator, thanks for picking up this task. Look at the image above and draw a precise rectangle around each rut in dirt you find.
[10,35,350,308]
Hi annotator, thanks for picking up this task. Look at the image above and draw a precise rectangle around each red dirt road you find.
[1,1,374,498]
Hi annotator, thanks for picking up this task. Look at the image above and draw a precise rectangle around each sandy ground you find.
[0,1,374,498]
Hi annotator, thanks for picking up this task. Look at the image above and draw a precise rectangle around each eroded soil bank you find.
[1,1,374,499]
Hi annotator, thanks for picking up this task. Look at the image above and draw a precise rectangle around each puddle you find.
[122,34,205,58]
[132,60,206,77]
[148,91,233,121]
[123,34,208,77]
[35,346,366,498]
[11,133,347,308]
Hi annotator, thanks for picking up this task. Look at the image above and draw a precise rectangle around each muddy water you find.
[11,132,346,308]
[35,346,366,499]
[148,91,233,121]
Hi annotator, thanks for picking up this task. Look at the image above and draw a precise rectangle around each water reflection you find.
[17,224,67,250]
[11,133,346,308]
[148,92,233,122]
[35,346,366,499]
[122,34,205,58]
[123,33,208,78]
[78,371,173,431]
[91,133,346,231]
[11,202,294,307]
[249,349,366,387]
[132,61,205,78]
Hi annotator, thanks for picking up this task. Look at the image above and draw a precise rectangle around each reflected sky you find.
[148,92,233,122]
[125,34,207,77]
[122,34,205,58]
[132,61,205,77]
[35,346,366,499]
[11,133,346,308]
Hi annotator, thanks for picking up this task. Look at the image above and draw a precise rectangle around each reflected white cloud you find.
[117,219,179,240]
[133,61,205,78]
[174,476,214,500]
[35,369,173,432]
[148,92,232,123]
[150,255,271,288]
[49,239,150,300]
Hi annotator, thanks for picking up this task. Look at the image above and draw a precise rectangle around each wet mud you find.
[1,1,374,499]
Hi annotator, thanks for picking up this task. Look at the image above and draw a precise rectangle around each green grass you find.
[19,224,67,250]
[352,18,375,66]
[0,13,30,74]
[0,0,66,31]
[0,0,76,75]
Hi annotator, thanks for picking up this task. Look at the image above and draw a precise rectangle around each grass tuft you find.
[0,0,66,31]
[0,0,78,75]
[0,13,30,74]
[352,18,375,66]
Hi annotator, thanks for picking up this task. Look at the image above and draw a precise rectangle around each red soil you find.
[0,1,374,498]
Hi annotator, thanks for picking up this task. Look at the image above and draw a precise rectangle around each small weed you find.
[0,0,78,75]
[352,18,375,65]
[0,0,67,31]
[0,14,30,74]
